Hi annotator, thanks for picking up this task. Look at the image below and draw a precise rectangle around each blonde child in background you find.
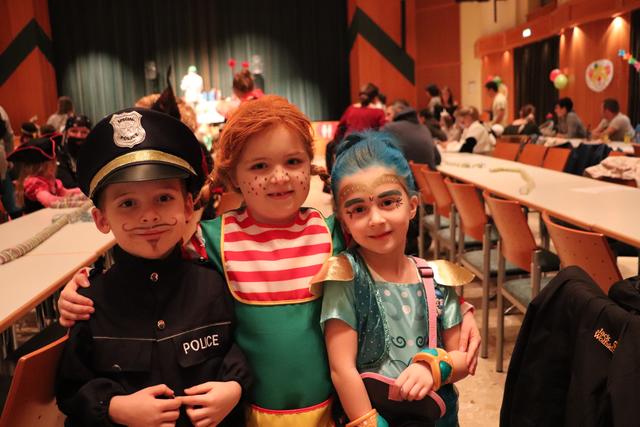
[313,132,471,426]
[7,134,86,213]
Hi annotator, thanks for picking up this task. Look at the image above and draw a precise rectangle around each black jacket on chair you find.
[501,266,640,427]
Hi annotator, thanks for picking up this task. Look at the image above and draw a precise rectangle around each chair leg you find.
[35,304,47,330]
[539,214,549,250]
[481,224,492,359]
[496,240,506,373]
[531,250,542,298]
[449,207,457,262]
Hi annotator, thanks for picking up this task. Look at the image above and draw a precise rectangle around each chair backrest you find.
[422,170,452,218]
[409,161,435,204]
[518,144,547,167]
[483,191,537,271]
[542,147,571,171]
[445,179,487,242]
[542,212,622,292]
[0,336,68,427]
[492,141,521,161]
[216,191,244,216]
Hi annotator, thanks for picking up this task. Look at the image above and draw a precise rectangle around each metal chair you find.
[484,192,560,372]
[542,212,622,293]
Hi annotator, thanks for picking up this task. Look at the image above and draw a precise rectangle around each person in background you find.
[371,92,387,111]
[46,96,74,132]
[554,97,587,139]
[232,69,264,103]
[180,65,204,106]
[591,98,635,142]
[0,105,14,154]
[40,124,56,135]
[385,101,441,171]
[334,83,386,144]
[418,108,447,142]
[503,104,539,136]
[441,86,458,119]
[425,84,442,117]
[485,81,508,127]
[56,115,92,189]
[20,122,38,146]
[440,112,462,142]
[7,134,86,213]
[329,82,386,175]
[0,107,20,217]
[441,107,494,154]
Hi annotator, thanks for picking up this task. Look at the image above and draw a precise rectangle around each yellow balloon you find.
[554,74,568,89]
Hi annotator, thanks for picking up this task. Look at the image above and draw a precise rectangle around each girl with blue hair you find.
[312,131,472,427]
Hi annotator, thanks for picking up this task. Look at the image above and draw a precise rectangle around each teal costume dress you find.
[317,248,463,426]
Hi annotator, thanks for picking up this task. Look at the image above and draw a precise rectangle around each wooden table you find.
[0,208,115,333]
[438,152,640,248]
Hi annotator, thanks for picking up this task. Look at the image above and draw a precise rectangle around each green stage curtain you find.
[49,0,349,122]
[514,36,559,125]
[628,9,640,128]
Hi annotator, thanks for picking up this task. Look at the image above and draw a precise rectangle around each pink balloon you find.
[549,68,561,82]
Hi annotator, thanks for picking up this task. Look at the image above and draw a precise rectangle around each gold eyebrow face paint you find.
[338,174,408,206]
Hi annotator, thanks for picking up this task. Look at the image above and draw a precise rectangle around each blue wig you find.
[330,131,416,203]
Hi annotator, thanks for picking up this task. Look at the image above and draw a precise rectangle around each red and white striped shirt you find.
[221,208,333,305]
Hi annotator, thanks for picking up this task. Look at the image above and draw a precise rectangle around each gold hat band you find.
[89,149,196,197]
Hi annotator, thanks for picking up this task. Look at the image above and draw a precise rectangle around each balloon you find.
[549,68,561,82]
[554,74,568,89]
[493,76,502,85]
[486,75,494,83]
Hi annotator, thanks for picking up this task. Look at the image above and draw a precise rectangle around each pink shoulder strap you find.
[411,256,437,348]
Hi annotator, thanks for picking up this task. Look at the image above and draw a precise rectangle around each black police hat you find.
[7,133,63,163]
[77,108,205,200]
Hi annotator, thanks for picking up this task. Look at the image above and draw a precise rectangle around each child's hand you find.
[395,363,434,401]
[182,381,242,426]
[108,384,182,427]
[58,268,94,327]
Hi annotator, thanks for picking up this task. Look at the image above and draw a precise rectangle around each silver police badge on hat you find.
[109,111,146,148]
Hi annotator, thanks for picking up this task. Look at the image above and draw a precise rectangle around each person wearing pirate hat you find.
[7,133,86,213]
[56,115,92,189]
[55,107,251,427]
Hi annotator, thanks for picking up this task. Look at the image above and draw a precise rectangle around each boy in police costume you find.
[55,108,251,426]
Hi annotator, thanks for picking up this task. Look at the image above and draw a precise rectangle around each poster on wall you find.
[585,59,613,92]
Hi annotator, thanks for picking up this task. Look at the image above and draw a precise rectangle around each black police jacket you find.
[501,266,640,427]
[56,245,252,426]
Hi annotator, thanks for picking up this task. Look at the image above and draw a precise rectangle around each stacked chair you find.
[445,180,524,359]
